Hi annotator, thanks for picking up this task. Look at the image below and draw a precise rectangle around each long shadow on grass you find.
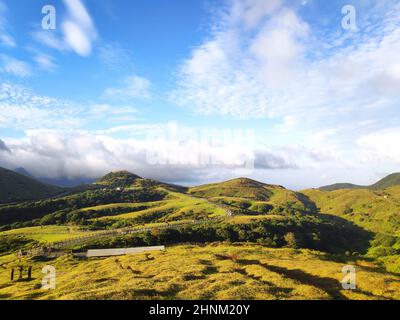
[237,259,348,300]
[261,263,348,300]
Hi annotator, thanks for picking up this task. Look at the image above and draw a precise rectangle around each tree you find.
[284,232,299,248]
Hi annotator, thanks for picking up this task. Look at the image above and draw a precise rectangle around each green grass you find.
[0,243,399,300]
[96,192,226,223]
[302,186,400,235]
[0,226,90,244]
[190,179,314,216]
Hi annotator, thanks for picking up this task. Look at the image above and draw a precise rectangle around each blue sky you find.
[0,0,400,189]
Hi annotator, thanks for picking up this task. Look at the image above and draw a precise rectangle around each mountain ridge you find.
[319,173,400,191]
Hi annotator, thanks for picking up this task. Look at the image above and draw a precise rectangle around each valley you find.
[0,168,400,300]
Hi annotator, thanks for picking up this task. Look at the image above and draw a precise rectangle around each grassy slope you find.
[0,226,90,243]
[0,167,62,204]
[95,192,226,222]
[189,178,315,214]
[0,243,399,300]
[319,173,400,191]
[302,186,400,236]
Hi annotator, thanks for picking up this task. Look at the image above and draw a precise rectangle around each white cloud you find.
[172,0,400,128]
[0,34,15,47]
[32,0,97,57]
[0,129,313,183]
[0,1,16,47]
[0,55,31,77]
[104,76,151,100]
[358,129,400,164]
[33,53,57,71]
[98,43,134,71]
[62,0,97,56]
[32,31,67,51]
[0,83,84,130]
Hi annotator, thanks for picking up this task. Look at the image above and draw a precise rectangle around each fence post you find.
[18,266,23,280]
[10,268,14,281]
[27,266,32,280]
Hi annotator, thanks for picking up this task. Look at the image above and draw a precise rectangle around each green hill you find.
[302,187,400,236]
[319,173,400,191]
[319,183,365,191]
[371,173,400,190]
[189,178,316,215]
[95,170,142,187]
[0,167,63,204]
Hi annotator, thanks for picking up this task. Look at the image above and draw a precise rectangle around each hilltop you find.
[1,170,399,278]
[95,170,142,187]
[0,167,63,204]
[189,177,316,215]
[319,173,400,191]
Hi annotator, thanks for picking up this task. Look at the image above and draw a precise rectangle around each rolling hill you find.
[319,173,400,191]
[1,169,400,300]
[0,167,63,204]
[189,178,317,215]
[302,187,400,235]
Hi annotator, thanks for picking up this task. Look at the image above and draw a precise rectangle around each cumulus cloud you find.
[0,129,322,184]
[357,129,400,164]
[172,0,400,131]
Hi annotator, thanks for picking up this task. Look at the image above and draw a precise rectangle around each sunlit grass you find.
[0,243,399,300]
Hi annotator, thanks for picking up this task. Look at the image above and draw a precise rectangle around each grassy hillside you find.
[189,178,316,215]
[302,187,400,236]
[95,192,227,225]
[1,172,399,300]
[0,167,62,204]
[95,171,142,187]
[319,173,400,191]
[1,243,399,300]
[371,173,400,190]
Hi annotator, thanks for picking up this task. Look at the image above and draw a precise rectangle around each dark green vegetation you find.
[303,186,400,272]
[319,172,400,191]
[1,168,400,274]
[78,214,370,255]
[0,167,63,204]
[0,234,37,255]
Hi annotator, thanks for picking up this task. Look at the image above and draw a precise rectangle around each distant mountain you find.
[13,167,33,178]
[38,176,97,188]
[319,173,400,191]
[0,167,63,204]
